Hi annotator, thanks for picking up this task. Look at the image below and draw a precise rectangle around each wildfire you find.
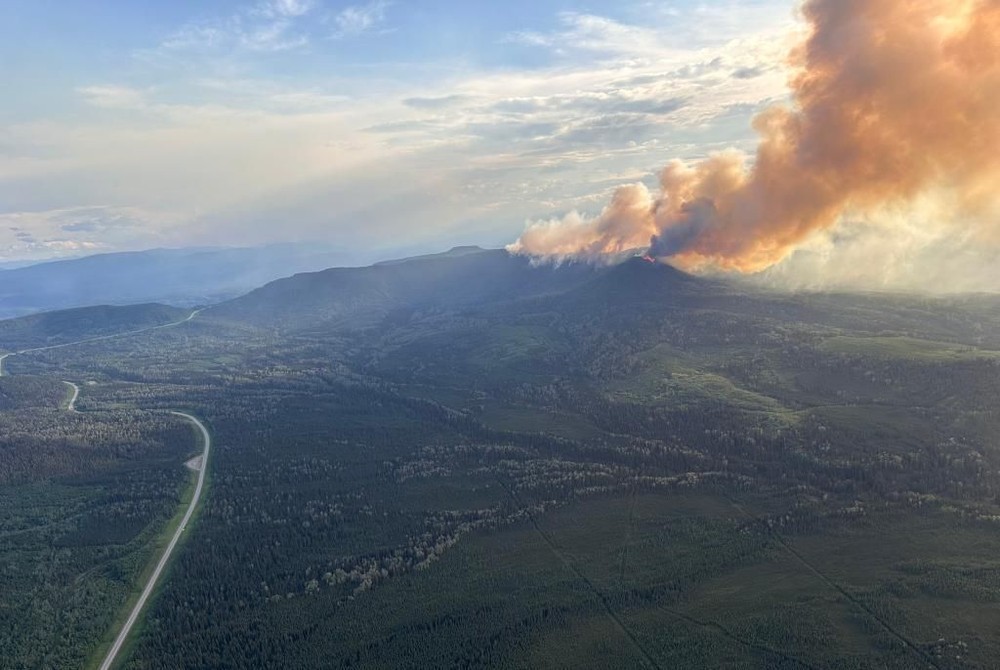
[509,0,1000,275]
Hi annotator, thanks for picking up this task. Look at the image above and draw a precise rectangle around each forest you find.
[0,375,196,669]
[3,253,1000,668]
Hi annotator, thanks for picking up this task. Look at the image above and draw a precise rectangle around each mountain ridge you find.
[209,250,707,332]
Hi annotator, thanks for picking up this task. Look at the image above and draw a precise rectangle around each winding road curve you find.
[0,309,210,668]
[98,412,211,670]
[63,381,80,412]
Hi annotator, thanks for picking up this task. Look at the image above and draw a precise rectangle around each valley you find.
[2,249,1000,668]
[7,0,999,667]
[0,311,210,670]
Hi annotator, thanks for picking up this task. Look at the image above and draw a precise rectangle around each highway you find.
[98,412,211,670]
[0,308,201,377]
[0,308,209,669]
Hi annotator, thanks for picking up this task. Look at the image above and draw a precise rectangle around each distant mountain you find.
[373,245,494,266]
[210,247,1000,353]
[0,244,362,320]
[0,259,51,270]
[211,248,620,331]
[0,303,190,352]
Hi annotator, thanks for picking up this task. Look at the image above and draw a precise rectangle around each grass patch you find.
[819,336,1000,361]
[609,344,793,417]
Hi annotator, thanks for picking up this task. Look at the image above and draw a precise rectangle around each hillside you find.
[0,245,361,319]
[212,248,605,331]
[6,247,1000,668]
[0,303,190,352]
[213,249,1000,355]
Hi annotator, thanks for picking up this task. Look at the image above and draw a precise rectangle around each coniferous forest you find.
[3,253,1000,669]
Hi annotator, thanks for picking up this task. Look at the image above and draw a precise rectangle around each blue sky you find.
[0,0,797,261]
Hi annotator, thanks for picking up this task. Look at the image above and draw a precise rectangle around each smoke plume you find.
[509,0,1000,274]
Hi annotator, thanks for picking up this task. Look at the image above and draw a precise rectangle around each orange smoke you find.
[509,0,1000,272]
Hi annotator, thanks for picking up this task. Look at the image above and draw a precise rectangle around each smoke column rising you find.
[509,0,1000,273]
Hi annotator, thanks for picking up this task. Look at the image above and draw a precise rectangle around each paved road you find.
[0,308,202,377]
[0,308,208,668]
[63,381,80,412]
[98,412,211,670]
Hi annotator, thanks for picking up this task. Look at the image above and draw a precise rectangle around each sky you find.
[0,0,797,263]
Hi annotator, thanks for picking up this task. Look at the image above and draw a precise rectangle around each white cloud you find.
[332,0,391,38]
[507,12,676,60]
[256,0,316,19]
[76,85,148,110]
[0,206,176,260]
[506,4,795,62]
[159,0,319,54]
[3,3,797,259]
[193,78,352,111]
